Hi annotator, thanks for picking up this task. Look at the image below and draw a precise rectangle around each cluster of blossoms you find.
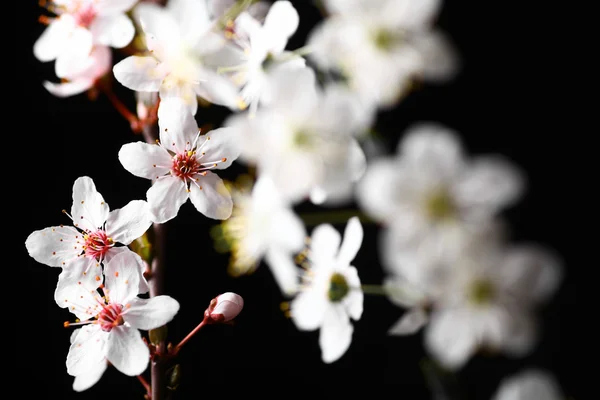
[29,0,566,398]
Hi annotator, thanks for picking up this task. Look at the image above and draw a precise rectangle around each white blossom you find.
[492,369,564,400]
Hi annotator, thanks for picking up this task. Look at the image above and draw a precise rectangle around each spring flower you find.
[34,0,137,78]
[208,292,244,322]
[113,0,244,115]
[118,98,240,223]
[492,369,564,400]
[290,217,364,363]
[211,176,305,295]
[69,330,108,392]
[64,250,180,376]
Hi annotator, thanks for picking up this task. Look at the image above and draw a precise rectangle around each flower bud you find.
[209,292,244,322]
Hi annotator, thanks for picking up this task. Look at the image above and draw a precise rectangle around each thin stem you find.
[299,210,375,226]
[173,319,209,355]
[137,375,151,395]
[360,284,389,296]
[97,80,142,133]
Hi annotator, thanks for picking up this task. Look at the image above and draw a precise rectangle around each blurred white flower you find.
[25,176,152,305]
[424,238,562,369]
[119,99,240,223]
[34,0,137,78]
[226,67,374,205]
[223,0,306,114]
[207,0,270,21]
[291,217,364,363]
[212,176,306,295]
[64,251,179,377]
[492,369,564,400]
[113,0,244,115]
[308,0,458,108]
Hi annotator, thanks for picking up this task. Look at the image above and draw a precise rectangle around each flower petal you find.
[25,225,81,267]
[337,217,363,265]
[493,369,564,400]
[195,127,241,170]
[291,287,326,331]
[270,208,306,253]
[412,29,460,82]
[106,200,152,245]
[54,26,94,78]
[188,171,232,220]
[103,250,141,305]
[193,69,244,111]
[90,14,135,48]
[70,176,109,232]
[113,56,166,92]
[264,248,300,296]
[388,307,428,336]
[43,78,94,97]
[96,0,138,14]
[355,158,402,223]
[319,305,353,363]
[123,296,180,330]
[33,16,75,62]
[157,98,199,153]
[263,0,299,53]
[160,83,198,116]
[147,177,188,223]
[105,247,149,294]
[165,0,211,45]
[425,308,478,370]
[310,223,341,263]
[133,3,181,48]
[67,325,108,376]
[106,325,150,376]
[119,142,171,180]
[54,256,103,320]
[73,359,107,392]
[342,266,363,320]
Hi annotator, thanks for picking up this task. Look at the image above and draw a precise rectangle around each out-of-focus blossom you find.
[207,0,270,22]
[43,45,111,97]
[34,0,137,78]
[69,330,108,392]
[25,176,152,308]
[291,217,364,363]
[223,1,305,114]
[424,237,562,369]
[492,369,564,400]
[209,292,244,322]
[211,176,306,295]
[65,251,179,376]
[113,0,244,115]
[308,0,458,108]
[358,123,524,284]
[226,67,374,205]
[119,98,240,223]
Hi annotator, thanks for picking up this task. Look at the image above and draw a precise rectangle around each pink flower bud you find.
[209,292,244,322]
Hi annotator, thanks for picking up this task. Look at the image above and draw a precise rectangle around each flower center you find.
[83,230,114,259]
[172,151,201,180]
[328,273,349,302]
[424,189,456,221]
[98,303,124,332]
[468,279,495,306]
[73,2,97,27]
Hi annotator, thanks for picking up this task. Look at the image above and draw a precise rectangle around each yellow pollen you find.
[187,151,193,157]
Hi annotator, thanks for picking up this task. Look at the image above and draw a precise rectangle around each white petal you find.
[290,288,326,330]
[113,56,166,92]
[266,67,318,118]
[54,27,94,78]
[412,30,460,82]
[188,171,232,220]
[355,158,402,223]
[106,325,150,376]
[270,208,306,253]
[105,247,149,295]
[195,127,241,170]
[54,256,103,320]
[118,142,171,180]
[501,311,537,357]
[160,83,198,116]
[70,177,109,232]
[388,308,428,336]
[33,16,75,62]
[103,250,142,305]
[342,266,363,320]
[263,1,299,53]
[133,3,181,48]
[381,0,441,29]
[123,296,180,330]
[493,369,563,400]
[383,276,429,308]
[264,248,300,296]
[319,305,353,363]
[157,98,200,153]
[310,224,341,262]
[193,70,244,110]
[90,14,135,48]
[425,309,478,370]
[165,0,211,45]
[96,0,138,14]
[106,200,152,245]
[67,325,108,376]
[25,225,81,267]
[147,177,188,223]
[43,78,94,97]
[73,360,107,392]
[337,217,363,265]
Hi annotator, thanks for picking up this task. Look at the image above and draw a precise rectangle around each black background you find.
[16,0,580,398]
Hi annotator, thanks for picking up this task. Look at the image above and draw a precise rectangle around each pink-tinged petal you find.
[71,177,109,233]
[195,127,241,170]
[210,293,244,322]
[425,308,478,370]
[90,14,135,48]
[118,142,171,180]
[54,26,94,78]
[106,200,152,245]
[188,171,232,220]
[319,305,353,363]
[106,325,149,376]
[310,223,341,263]
[104,247,149,295]
[388,307,428,336]
[157,98,199,153]
[43,78,94,97]
[55,256,103,320]
[95,0,138,14]
[290,288,326,330]
[33,16,76,62]
[123,296,180,330]
[103,250,142,305]
[73,359,107,392]
[25,225,81,267]
[160,83,198,116]
[342,266,363,320]
[113,56,166,92]
[66,325,108,376]
[264,248,300,296]
[337,217,363,265]
[147,177,188,223]
[263,0,299,53]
